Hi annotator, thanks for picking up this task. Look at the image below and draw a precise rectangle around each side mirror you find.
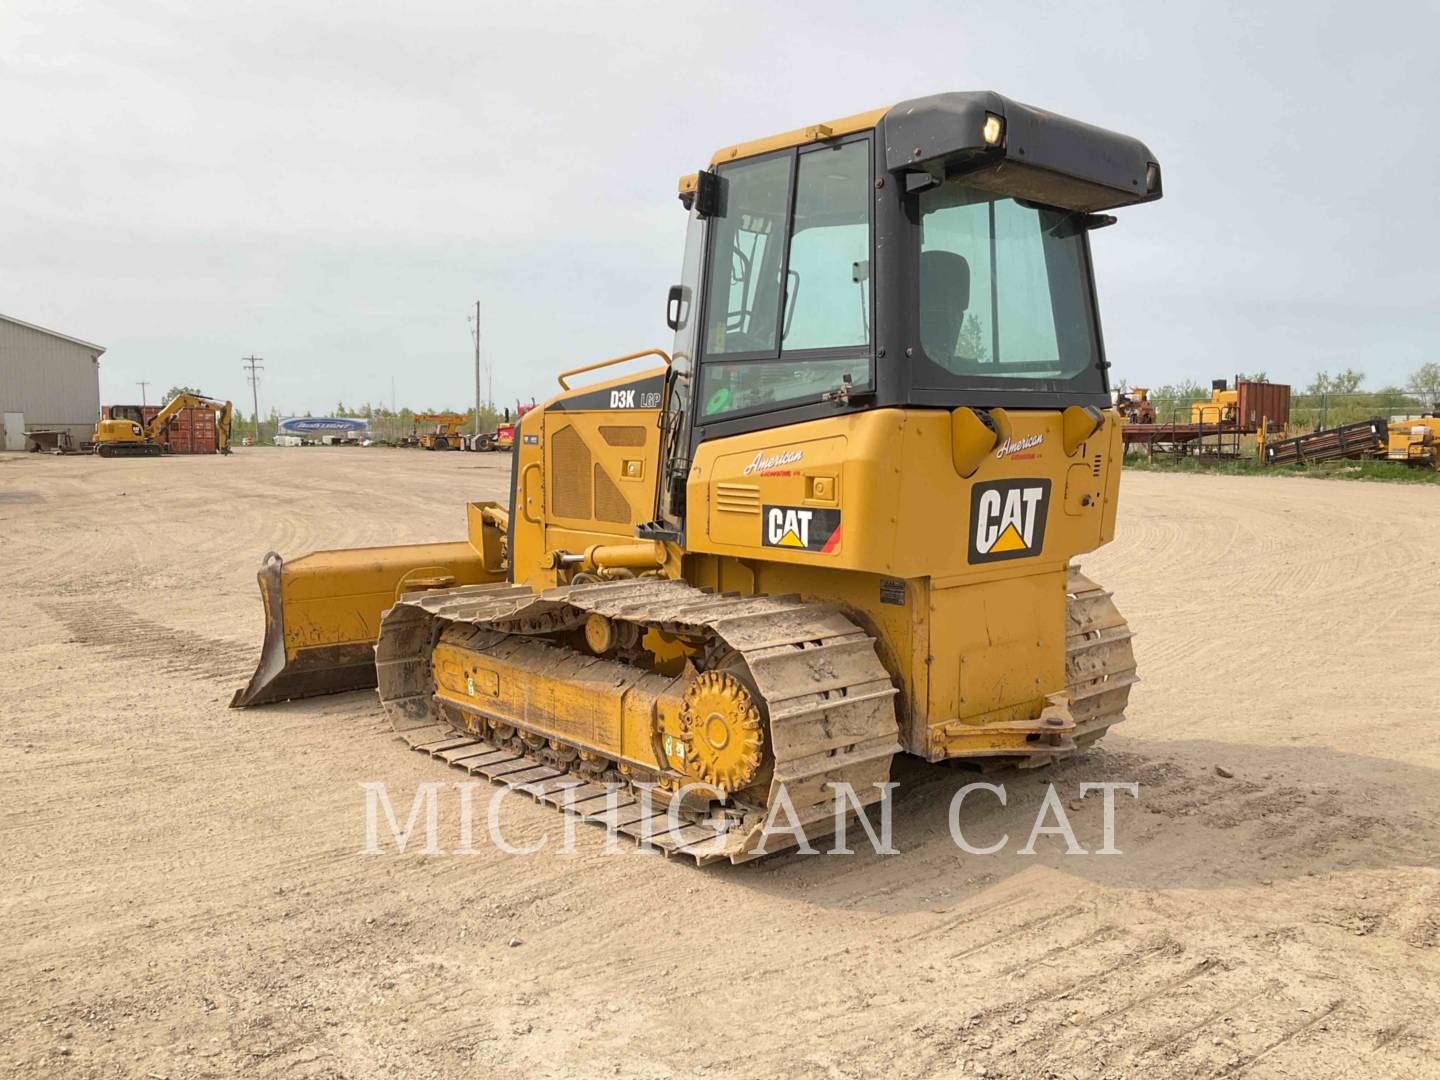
[694,170,720,218]
[666,284,688,331]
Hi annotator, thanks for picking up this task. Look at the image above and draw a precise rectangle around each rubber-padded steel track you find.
[375,578,902,864]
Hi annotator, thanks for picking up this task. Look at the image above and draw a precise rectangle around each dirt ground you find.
[2,447,1437,1079]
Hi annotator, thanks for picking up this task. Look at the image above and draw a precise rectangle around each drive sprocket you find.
[680,670,764,794]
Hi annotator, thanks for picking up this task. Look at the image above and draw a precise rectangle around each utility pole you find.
[242,356,264,442]
[470,300,482,436]
[137,381,150,408]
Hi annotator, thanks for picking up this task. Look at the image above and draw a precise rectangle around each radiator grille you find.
[550,425,591,519]
[593,464,631,524]
[599,425,646,447]
[715,482,761,515]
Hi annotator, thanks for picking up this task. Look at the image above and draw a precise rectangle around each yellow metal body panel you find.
[431,634,685,775]
[926,571,1066,757]
[709,106,889,166]
[1190,389,1237,425]
[512,366,670,591]
[429,633,682,777]
[680,407,1123,759]
[686,408,1117,577]
[93,419,147,444]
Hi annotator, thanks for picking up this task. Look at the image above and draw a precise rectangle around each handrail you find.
[557,348,672,390]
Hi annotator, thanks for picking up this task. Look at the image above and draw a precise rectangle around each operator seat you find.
[918,249,972,365]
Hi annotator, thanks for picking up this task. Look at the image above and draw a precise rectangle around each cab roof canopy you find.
[707,90,1161,215]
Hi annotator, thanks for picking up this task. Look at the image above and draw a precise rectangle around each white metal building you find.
[0,313,105,450]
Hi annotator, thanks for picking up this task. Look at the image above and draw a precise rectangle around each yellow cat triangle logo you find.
[777,529,805,547]
[989,523,1028,553]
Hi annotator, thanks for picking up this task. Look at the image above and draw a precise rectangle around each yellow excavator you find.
[233,92,1162,861]
[93,394,234,458]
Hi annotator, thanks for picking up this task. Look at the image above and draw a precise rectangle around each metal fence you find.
[1144,390,1436,432]
[232,407,509,446]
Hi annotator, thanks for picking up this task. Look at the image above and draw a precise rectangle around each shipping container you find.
[1236,381,1291,430]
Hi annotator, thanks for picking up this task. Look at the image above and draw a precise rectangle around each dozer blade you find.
[232,525,508,707]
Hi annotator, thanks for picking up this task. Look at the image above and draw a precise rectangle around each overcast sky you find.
[4,0,1437,415]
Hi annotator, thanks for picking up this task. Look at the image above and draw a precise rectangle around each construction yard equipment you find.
[1115,387,1155,425]
[1188,379,1291,429]
[93,395,233,458]
[1382,416,1440,469]
[414,413,468,451]
[1124,378,1290,459]
[1264,418,1388,466]
[1265,415,1440,469]
[471,400,536,452]
[233,91,1162,861]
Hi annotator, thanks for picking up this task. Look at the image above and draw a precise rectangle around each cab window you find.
[698,137,872,419]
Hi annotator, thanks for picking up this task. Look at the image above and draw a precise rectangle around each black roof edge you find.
[882,92,1161,212]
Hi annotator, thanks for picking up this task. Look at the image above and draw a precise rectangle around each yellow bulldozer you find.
[233,91,1162,861]
[93,394,233,458]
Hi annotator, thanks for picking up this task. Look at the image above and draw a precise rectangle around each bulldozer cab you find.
[653,91,1160,535]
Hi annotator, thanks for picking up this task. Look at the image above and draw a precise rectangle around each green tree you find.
[1306,368,1365,394]
[1149,379,1205,423]
[956,314,989,361]
[162,384,205,404]
[1408,362,1440,408]
[1235,371,1269,383]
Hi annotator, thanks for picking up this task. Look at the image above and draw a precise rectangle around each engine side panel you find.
[510,367,667,589]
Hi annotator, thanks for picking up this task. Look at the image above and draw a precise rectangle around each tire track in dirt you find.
[38,599,253,682]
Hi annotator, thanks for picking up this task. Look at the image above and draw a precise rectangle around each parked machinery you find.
[1263,415,1439,470]
[1189,379,1238,425]
[471,400,536,452]
[233,90,1163,862]
[93,395,233,458]
[1115,387,1155,424]
[1382,417,1440,469]
[413,413,468,451]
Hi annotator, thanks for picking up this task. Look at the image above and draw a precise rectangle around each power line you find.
[242,356,264,443]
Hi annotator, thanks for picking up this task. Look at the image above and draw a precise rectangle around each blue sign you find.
[277,416,369,435]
